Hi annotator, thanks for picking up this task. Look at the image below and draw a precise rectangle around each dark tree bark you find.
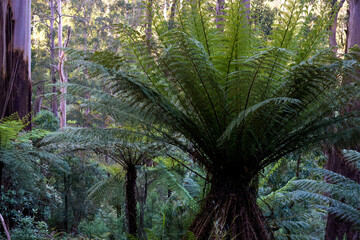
[0,0,32,209]
[126,164,137,236]
[325,1,360,239]
[189,174,272,240]
[0,0,32,126]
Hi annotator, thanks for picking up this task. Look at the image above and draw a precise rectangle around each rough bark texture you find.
[325,2,360,238]
[189,177,272,240]
[325,148,360,240]
[0,0,32,128]
[126,165,137,236]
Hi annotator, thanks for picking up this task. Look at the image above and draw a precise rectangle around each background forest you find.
[0,0,360,239]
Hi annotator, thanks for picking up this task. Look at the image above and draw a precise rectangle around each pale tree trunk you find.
[347,0,360,52]
[0,0,32,123]
[50,0,58,118]
[325,1,360,239]
[216,0,225,29]
[58,0,71,128]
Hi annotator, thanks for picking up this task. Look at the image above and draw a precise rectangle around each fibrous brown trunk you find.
[126,164,137,236]
[189,177,272,240]
[0,0,32,128]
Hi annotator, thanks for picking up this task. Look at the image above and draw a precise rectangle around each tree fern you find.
[65,0,360,238]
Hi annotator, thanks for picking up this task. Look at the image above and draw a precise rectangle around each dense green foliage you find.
[1,0,360,239]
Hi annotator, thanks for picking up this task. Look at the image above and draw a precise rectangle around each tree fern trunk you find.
[0,0,32,129]
[126,164,137,236]
[189,178,272,240]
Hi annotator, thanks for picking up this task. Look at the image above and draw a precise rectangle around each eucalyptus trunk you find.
[0,0,32,126]
[49,0,58,118]
[325,1,360,239]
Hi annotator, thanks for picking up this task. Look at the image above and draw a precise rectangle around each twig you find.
[0,214,11,240]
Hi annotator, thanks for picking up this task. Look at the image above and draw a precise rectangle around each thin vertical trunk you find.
[138,170,148,239]
[168,0,177,29]
[58,0,71,128]
[34,84,43,114]
[58,0,66,128]
[145,0,153,52]
[0,0,32,129]
[64,173,70,233]
[216,0,225,29]
[49,0,58,118]
[126,164,137,236]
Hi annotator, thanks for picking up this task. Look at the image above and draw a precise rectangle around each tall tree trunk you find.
[49,0,58,118]
[57,0,71,128]
[216,0,225,29]
[58,0,66,128]
[0,0,32,127]
[347,0,360,52]
[168,0,177,30]
[145,0,153,52]
[325,1,360,239]
[329,0,346,50]
[189,176,272,240]
[325,147,360,240]
[126,164,137,236]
